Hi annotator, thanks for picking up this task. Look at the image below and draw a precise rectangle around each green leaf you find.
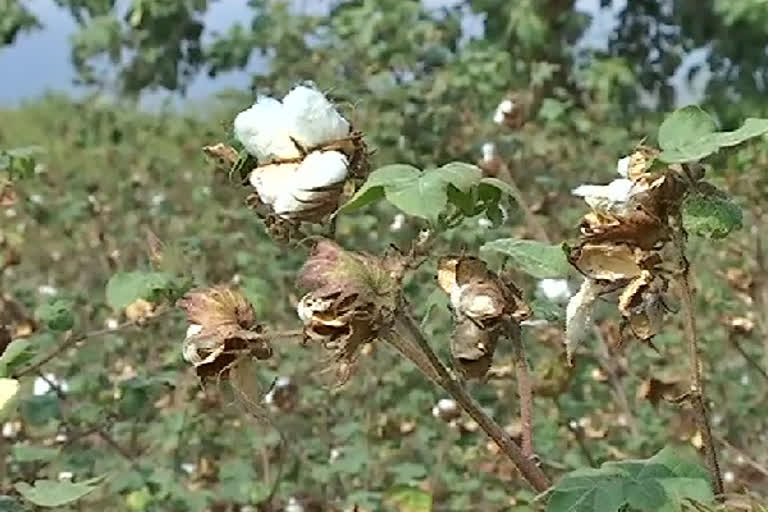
[105,271,174,310]
[15,477,104,507]
[385,169,448,223]
[480,239,569,278]
[0,378,20,421]
[340,164,420,212]
[547,468,627,512]
[658,106,717,152]
[683,185,743,239]
[0,339,35,378]
[385,484,432,512]
[19,395,60,426]
[11,444,60,463]
[658,107,768,162]
[34,299,75,332]
[436,162,483,192]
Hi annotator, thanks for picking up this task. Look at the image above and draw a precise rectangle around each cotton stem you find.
[386,309,551,492]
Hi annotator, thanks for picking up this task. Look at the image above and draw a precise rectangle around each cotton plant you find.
[170,96,768,509]
[230,84,368,225]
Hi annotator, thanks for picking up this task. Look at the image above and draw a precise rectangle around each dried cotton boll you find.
[282,85,350,149]
[234,97,301,161]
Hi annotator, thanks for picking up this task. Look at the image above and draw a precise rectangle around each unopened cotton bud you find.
[234,97,301,161]
[283,85,350,149]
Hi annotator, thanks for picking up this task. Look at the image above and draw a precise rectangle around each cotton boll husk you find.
[572,178,634,213]
[249,162,301,207]
[234,98,301,161]
[283,86,350,149]
[565,279,603,365]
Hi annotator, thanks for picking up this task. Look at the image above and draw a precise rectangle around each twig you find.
[593,326,639,437]
[671,224,724,497]
[14,311,170,378]
[728,333,768,384]
[495,161,550,243]
[754,231,768,373]
[715,435,768,479]
[386,309,551,492]
[508,320,535,459]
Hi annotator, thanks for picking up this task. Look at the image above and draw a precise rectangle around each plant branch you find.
[671,225,724,498]
[494,160,549,243]
[14,310,170,378]
[385,308,551,492]
[508,320,536,459]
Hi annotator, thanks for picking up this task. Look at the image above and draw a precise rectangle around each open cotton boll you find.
[565,279,603,364]
[572,178,634,212]
[234,98,301,161]
[616,156,631,177]
[269,151,349,216]
[282,85,350,149]
[538,278,571,302]
[249,162,301,207]
[296,151,349,189]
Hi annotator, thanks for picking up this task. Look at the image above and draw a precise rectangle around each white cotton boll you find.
[249,162,301,207]
[234,98,301,161]
[283,85,350,149]
[296,151,349,189]
[186,324,203,338]
[285,497,305,512]
[33,376,51,396]
[616,156,631,177]
[181,463,197,475]
[390,213,406,232]
[58,471,74,481]
[482,142,497,162]
[477,217,493,228]
[538,279,572,302]
[572,178,634,212]
[565,279,602,364]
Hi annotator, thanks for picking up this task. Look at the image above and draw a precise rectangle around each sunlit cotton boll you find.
[482,142,497,163]
[282,85,350,149]
[234,97,301,162]
[249,162,301,207]
[285,497,305,512]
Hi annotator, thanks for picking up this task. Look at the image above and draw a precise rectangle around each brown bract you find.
[296,240,403,385]
[177,286,271,380]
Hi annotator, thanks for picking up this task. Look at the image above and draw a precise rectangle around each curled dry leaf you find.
[177,286,272,380]
[618,270,667,341]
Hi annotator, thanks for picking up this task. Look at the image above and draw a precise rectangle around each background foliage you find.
[2,0,768,510]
